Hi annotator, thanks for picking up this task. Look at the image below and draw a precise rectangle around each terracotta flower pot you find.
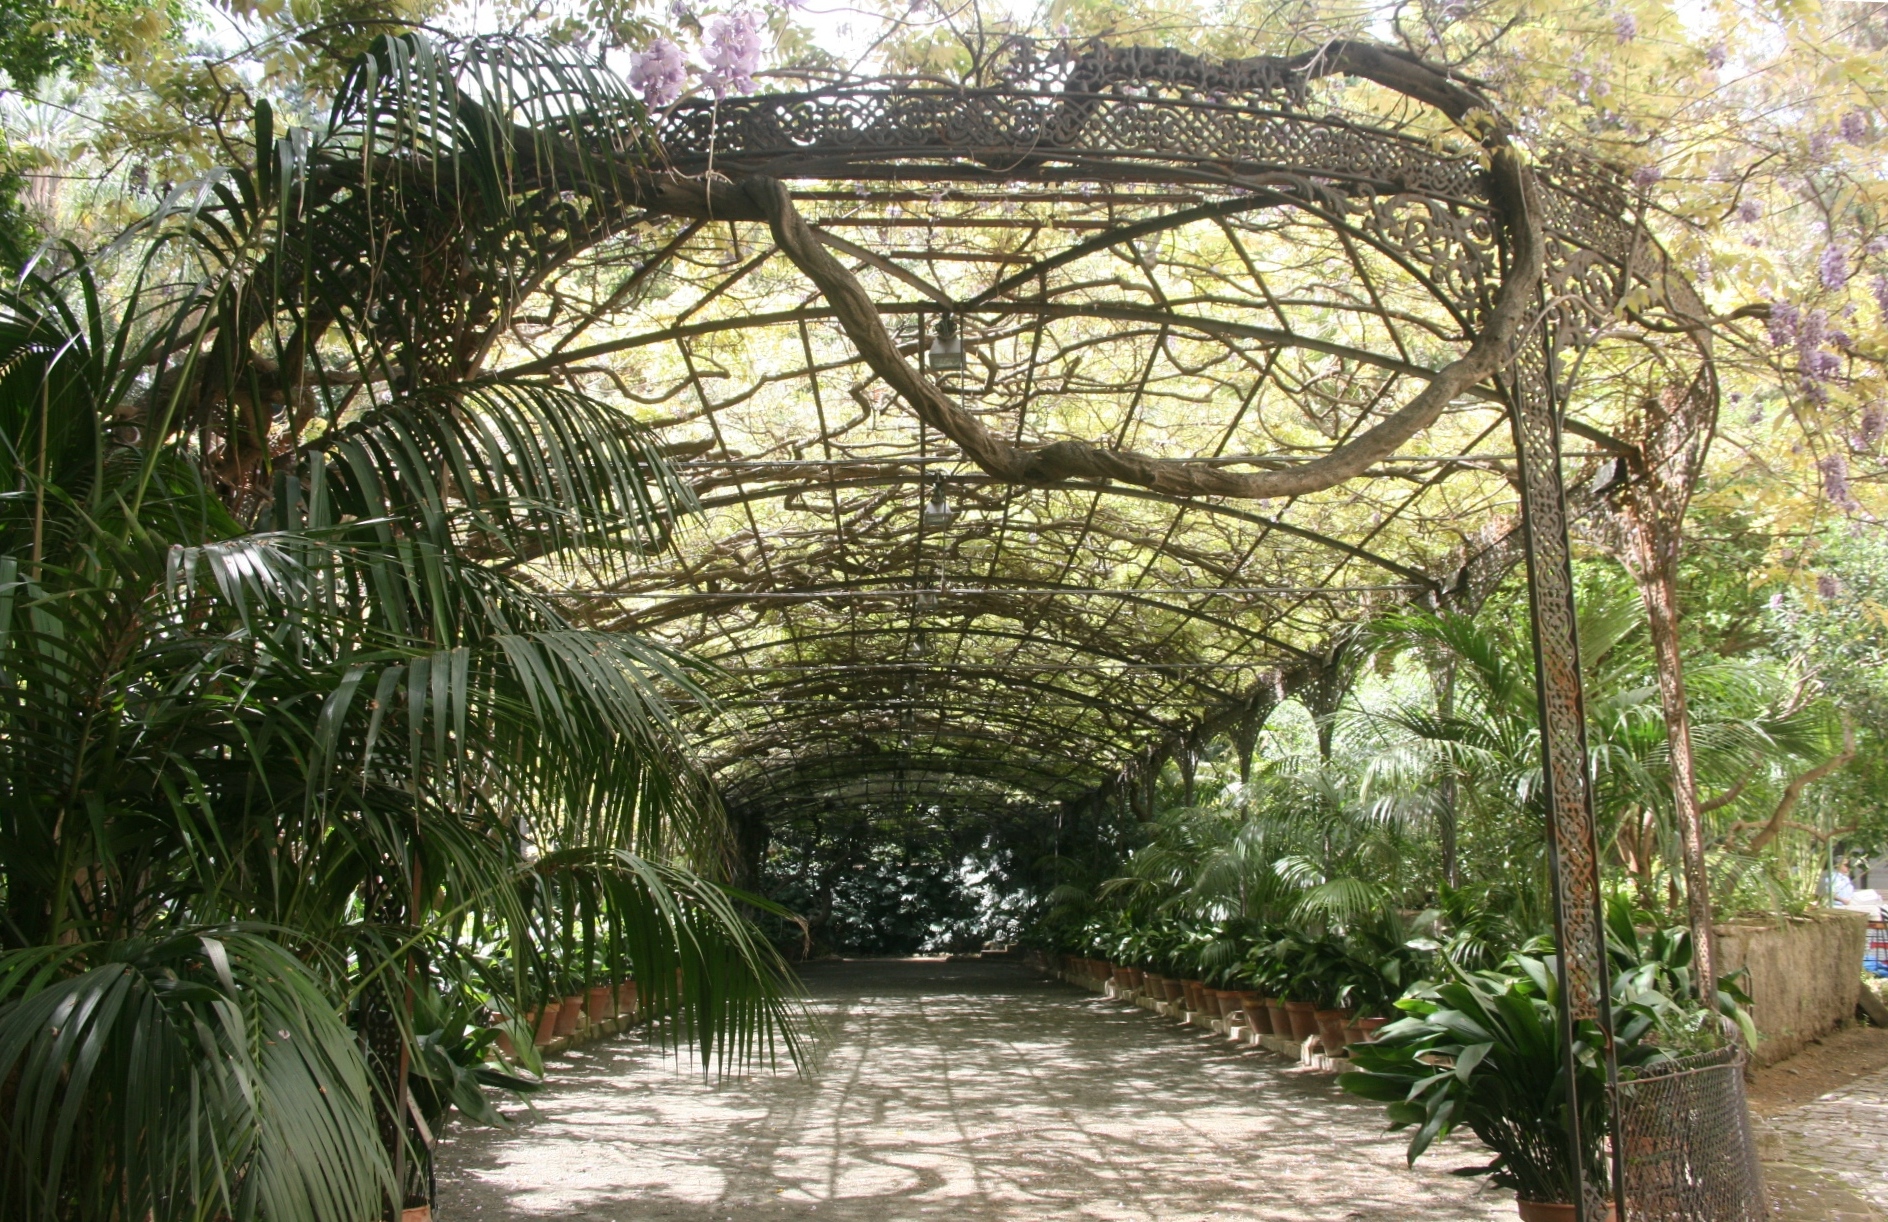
[1515,1200,1618,1222]
[1284,1000,1319,1041]
[555,993,583,1036]
[617,980,639,1018]
[1359,1015,1391,1041]
[588,985,615,1023]
[1267,1000,1292,1035]
[1214,989,1241,1020]
[1161,978,1186,1003]
[1112,965,1134,991]
[494,1027,517,1058]
[533,1002,561,1047]
[401,1206,432,1222]
[1182,980,1207,1013]
[1143,972,1165,996]
[1124,967,1144,991]
[1344,1020,1365,1047]
[1237,992,1273,1035]
[1314,1007,1354,1054]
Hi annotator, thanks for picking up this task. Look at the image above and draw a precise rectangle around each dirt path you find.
[434,958,1514,1221]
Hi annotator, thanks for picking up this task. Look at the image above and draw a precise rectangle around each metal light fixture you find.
[921,476,954,528]
[927,313,965,372]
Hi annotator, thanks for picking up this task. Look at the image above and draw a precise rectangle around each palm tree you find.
[0,33,802,1222]
[1363,598,1838,924]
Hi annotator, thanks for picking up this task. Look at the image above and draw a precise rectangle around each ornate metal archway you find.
[387,35,1747,1218]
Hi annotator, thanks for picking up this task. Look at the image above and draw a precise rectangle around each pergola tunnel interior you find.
[454,38,1752,1221]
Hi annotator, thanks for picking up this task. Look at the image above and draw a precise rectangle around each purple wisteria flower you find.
[1876,275,1888,320]
[702,10,763,97]
[1818,573,1842,600]
[1613,10,1637,42]
[1767,300,1799,347]
[1810,131,1834,161]
[1631,164,1661,190]
[1799,305,1825,349]
[1735,199,1761,223]
[1804,349,1842,381]
[1841,110,1871,145]
[1862,402,1887,447]
[1705,43,1727,69]
[1820,453,1858,508]
[630,38,689,106]
[1820,245,1849,291]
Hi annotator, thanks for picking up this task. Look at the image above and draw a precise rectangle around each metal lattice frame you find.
[382,37,1747,1217]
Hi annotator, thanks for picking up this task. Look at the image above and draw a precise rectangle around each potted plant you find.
[1340,952,1669,1219]
[1343,912,1440,1047]
[1241,939,1294,1036]
[1262,933,1325,1041]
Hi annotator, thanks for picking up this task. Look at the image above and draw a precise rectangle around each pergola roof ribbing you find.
[516,39,1706,827]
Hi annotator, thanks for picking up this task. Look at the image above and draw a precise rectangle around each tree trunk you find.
[1431,655,1459,888]
[1627,530,1717,999]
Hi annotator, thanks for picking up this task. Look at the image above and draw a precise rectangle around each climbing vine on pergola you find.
[297,34,1733,1218]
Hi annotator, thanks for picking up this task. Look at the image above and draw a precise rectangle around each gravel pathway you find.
[434,958,1515,1222]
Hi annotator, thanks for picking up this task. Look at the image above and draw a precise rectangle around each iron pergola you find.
[450,37,1750,1219]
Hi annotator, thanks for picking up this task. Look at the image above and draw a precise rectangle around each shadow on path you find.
[435,959,1513,1221]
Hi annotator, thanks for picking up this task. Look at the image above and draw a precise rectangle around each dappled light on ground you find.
[437,959,1511,1220]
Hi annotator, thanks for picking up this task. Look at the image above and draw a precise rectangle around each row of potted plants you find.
[1051,915,1432,1058]
[499,978,642,1055]
[1062,954,1392,1054]
[1041,898,1759,1221]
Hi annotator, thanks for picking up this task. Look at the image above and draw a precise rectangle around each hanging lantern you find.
[927,313,965,371]
[921,477,954,528]
[925,475,959,528]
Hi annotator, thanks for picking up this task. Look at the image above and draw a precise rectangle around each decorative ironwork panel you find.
[1619,1046,1767,1221]
[1505,300,1619,1222]
[659,87,1491,204]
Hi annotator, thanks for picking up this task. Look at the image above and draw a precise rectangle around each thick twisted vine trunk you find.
[712,39,1547,504]
[1621,515,1717,994]
[1597,372,1722,1000]
[736,164,1542,500]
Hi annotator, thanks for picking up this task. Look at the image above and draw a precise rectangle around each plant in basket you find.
[1338,952,1672,1216]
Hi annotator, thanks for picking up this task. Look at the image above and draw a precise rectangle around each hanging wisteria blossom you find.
[1767,300,1799,347]
[630,37,689,106]
[1841,110,1871,145]
[703,10,763,97]
[1630,164,1660,190]
[1818,572,1842,600]
[1799,307,1827,353]
[1735,199,1761,223]
[1820,245,1849,291]
[1819,452,1858,508]
[1612,10,1637,42]
[1860,402,1886,447]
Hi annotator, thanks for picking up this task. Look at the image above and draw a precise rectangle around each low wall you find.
[1713,910,1867,1067]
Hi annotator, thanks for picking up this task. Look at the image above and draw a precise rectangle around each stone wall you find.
[1714,910,1868,1068]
